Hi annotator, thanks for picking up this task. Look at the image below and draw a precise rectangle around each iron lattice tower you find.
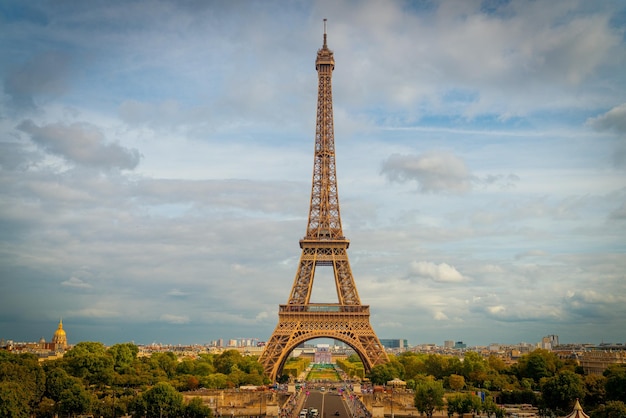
[259,21,389,381]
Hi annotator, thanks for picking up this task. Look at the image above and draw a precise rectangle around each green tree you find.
[448,374,465,391]
[45,367,80,401]
[462,352,487,384]
[414,380,445,418]
[64,341,114,386]
[584,374,606,408]
[367,364,395,385]
[590,400,626,418]
[487,355,507,373]
[483,396,506,418]
[462,393,482,416]
[446,394,462,418]
[214,350,243,375]
[185,397,213,418]
[201,373,228,389]
[367,358,404,385]
[0,352,46,410]
[397,352,428,380]
[0,381,30,418]
[424,354,450,380]
[58,381,93,418]
[150,352,178,379]
[35,397,56,418]
[108,342,139,373]
[604,364,626,402]
[142,381,184,418]
[447,393,482,417]
[540,370,585,415]
[515,349,560,385]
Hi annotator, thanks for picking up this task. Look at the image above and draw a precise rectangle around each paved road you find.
[301,389,350,418]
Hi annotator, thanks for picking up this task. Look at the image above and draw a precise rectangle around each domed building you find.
[51,319,68,350]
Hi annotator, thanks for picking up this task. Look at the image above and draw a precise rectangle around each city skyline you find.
[1,1,625,347]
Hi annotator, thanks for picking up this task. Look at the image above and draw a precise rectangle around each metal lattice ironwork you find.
[259,21,388,381]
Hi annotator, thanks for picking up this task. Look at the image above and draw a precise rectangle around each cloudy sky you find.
[1,0,625,348]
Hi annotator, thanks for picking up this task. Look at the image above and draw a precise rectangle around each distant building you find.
[454,341,466,349]
[51,319,68,351]
[444,340,455,348]
[380,339,408,349]
[314,344,332,363]
[579,348,626,375]
[541,334,559,350]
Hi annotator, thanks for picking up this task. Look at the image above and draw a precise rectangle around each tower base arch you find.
[259,304,388,381]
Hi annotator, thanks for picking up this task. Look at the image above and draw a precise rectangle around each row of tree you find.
[0,343,268,418]
[359,350,626,418]
[2,343,626,418]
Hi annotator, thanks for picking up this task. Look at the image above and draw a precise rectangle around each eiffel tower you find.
[259,20,389,381]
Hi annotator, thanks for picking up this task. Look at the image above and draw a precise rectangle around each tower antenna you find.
[323,18,327,47]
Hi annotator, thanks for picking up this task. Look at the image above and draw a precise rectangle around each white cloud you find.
[61,277,92,289]
[381,151,471,193]
[409,261,466,283]
[587,103,626,134]
[160,314,190,325]
[18,120,141,170]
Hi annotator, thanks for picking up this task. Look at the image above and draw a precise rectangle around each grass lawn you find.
[307,364,341,381]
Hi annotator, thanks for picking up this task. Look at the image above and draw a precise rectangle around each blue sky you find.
[1,0,625,348]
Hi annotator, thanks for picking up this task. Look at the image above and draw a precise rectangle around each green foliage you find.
[515,349,561,386]
[141,381,184,418]
[45,367,81,401]
[0,352,46,410]
[0,344,274,417]
[214,350,243,375]
[397,352,428,380]
[336,358,365,379]
[499,389,538,405]
[413,379,445,418]
[367,357,404,384]
[540,370,585,415]
[64,341,115,386]
[58,381,93,417]
[0,381,30,418]
[584,373,607,408]
[347,354,361,363]
[185,396,213,418]
[282,357,309,379]
[446,392,482,417]
[590,400,626,418]
[482,396,506,418]
[201,372,229,389]
[150,352,179,379]
[34,397,56,418]
[447,374,465,391]
[108,342,139,372]
[604,364,626,402]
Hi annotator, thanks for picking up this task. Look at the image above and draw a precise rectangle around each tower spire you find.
[323,18,327,48]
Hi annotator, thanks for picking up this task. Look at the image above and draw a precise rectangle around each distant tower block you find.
[259,20,389,381]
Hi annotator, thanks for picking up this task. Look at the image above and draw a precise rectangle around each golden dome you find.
[51,319,67,349]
